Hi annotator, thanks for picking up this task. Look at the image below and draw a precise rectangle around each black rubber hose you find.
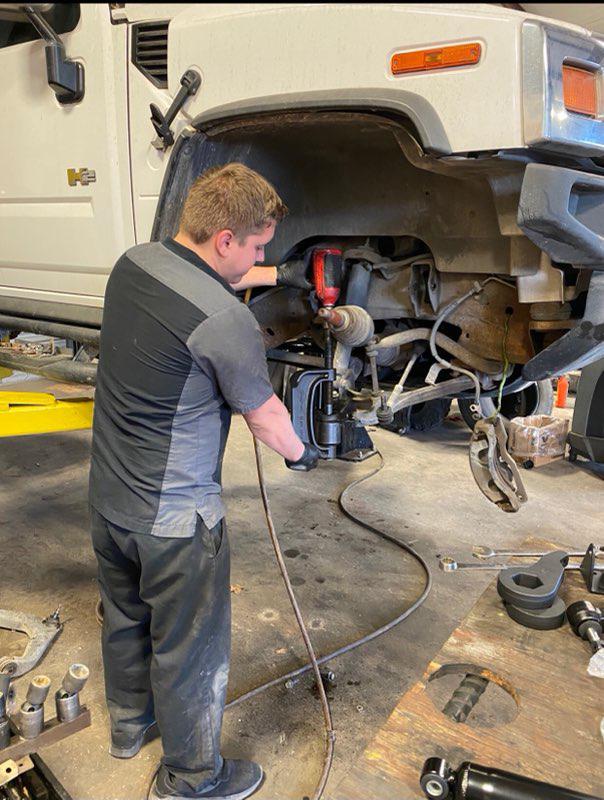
[226,451,433,706]
[251,438,335,800]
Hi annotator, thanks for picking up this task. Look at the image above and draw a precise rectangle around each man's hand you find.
[276,255,313,290]
[285,443,321,471]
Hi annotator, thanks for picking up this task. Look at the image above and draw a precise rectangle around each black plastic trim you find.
[131,20,169,89]
[518,162,604,268]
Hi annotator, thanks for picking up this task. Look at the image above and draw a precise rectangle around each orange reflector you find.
[391,43,481,75]
[562,64,598,117]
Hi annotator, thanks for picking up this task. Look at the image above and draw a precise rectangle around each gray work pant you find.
[90,507,231,795]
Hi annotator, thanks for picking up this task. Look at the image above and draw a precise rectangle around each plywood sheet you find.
[330,540,604,799]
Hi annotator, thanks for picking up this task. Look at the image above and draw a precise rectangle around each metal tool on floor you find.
[439,558,508,572]
[472,544,604,560]
[19,676,51,739]
[567,601,603,654]
[0,664,91,760]
[440,550,603,630]
[497,551,570,630]
[0,665,90,800]
[54,664,89,723]
[440,545,604,596]
[497,551,568,610]
[0,609,62,678]
[420,757,602,799]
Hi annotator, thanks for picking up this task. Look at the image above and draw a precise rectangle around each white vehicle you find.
[1,3,603,503]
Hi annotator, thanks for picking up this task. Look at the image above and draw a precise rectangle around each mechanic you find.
[88,163,319,800]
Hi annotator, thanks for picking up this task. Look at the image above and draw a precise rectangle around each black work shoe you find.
[110,721,157,759]
[148,759,264,800]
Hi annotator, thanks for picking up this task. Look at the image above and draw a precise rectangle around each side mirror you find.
[0,4,84,104]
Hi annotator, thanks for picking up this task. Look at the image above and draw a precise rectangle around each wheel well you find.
[152,110,507,275]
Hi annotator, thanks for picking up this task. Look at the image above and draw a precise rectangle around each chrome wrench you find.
[440,555,604,574]
[472,545,604,560]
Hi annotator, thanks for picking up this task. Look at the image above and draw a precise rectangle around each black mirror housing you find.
[45,41,84,104]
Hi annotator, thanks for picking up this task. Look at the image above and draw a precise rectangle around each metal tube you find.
[323,326,334,415]
[421,759,600,800]
[0,350,97,385]
[461,761,599,800]
[386,351,420,409]
[19,704,44,739]
[388,377,474,415]
[61,664,89,695]
[26,676,51,707]
[55,691,81,723]
[0,314,100,345]
[374,328,501,375]
[317,307,344,328]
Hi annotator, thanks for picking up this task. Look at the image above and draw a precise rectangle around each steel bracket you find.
[469,415,528,512]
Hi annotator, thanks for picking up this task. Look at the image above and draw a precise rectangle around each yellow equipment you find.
[0,391,93,437]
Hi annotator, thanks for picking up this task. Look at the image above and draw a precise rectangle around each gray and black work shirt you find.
[89,238,274,537]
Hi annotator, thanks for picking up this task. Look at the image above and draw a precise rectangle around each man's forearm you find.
[231,266,277,291]
[243,394,305,461]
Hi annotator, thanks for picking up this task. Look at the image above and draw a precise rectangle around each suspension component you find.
[317,306,374,347]
[469,416,527,512]
[442,674,489,724]
[420,757,600,799]
[567,600,603,654]
[0,691,10,749]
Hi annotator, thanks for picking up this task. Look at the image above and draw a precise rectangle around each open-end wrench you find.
[473,544,604,560]
[439,557,509,572]
[440,555,604,573]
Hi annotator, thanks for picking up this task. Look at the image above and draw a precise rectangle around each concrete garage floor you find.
[0,396,602,800]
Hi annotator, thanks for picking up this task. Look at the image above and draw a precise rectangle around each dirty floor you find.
[0,392,602,800]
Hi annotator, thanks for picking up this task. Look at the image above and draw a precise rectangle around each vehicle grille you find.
[132,21,169,89]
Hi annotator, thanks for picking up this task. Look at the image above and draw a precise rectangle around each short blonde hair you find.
[178,163,288,244]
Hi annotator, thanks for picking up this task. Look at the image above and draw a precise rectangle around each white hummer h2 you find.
[1,3,603,506]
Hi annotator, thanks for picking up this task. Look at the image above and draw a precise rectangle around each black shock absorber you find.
[420,758,601,800]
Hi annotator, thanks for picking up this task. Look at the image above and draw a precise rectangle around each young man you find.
[89,164,320,800]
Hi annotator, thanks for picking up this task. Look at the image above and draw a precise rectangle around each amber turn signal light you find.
[562,64,598,117]
[391,43,481,75]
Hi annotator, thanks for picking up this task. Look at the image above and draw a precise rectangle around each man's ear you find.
[215,229,234,257]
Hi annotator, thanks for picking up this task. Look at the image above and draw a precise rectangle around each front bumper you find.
[518,162,604,379]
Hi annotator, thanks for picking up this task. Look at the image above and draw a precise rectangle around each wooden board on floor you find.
[330,539,604,800]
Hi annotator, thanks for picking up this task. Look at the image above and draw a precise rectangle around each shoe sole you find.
[219,770,263,800]
[148,768,263,800]
[110,722,156,759]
